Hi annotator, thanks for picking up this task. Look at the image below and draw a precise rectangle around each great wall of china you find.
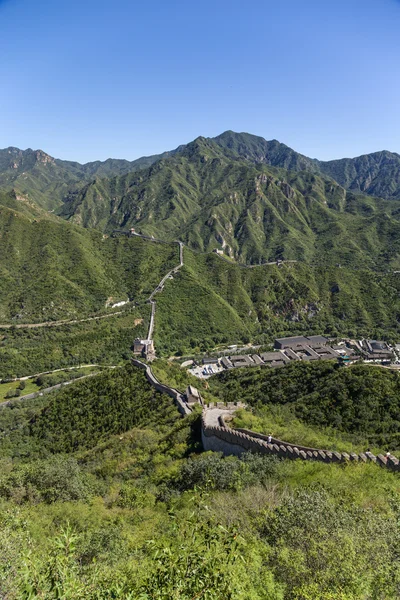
[131,357,400,472]
[128,234,400,473]
[2,231,399,473]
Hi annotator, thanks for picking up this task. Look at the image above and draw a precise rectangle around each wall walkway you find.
[131,358,191,416]
[130,360,400,472]
[201,409,400,472]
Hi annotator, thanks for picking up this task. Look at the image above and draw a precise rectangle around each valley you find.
[2,132,400,599]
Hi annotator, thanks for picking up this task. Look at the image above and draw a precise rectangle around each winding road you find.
[0,310,128,330]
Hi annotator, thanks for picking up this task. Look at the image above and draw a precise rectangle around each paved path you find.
[7,364,117,382]
[214,253,298,269]
[203,407,241,427]
[0,311,128,330]
[0,372,99,409]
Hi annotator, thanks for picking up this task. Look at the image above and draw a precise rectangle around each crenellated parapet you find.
[131,358,192,416]
[201,411,400,472]
[130,359,399,472]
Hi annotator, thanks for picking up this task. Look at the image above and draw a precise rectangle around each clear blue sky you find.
[1,0,400,162]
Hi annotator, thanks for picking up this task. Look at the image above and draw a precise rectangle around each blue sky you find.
[1,0,399,162]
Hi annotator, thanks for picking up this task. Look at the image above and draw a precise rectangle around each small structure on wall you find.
[185,385,202,406]
[133,338,155,358]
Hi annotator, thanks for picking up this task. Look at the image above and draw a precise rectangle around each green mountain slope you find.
[2,131,400,220]
[0,147,84,210]
[0,204,178,322]
[0,146,180,210]
[154,249,400,355]
[59,137,400,268]
[214,130,400,200]
[210,361,400,448]
[213,130,318,172]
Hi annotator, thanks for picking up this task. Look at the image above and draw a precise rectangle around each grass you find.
[0,379,39,402]
[232,407,375,455]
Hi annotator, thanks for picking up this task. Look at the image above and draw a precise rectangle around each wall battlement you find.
[130,360,399,472]
[201,412,400,472]
[131,358,191,416]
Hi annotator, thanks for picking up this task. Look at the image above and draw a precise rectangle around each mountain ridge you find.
[57,136,400,268]
[3,130,400,208]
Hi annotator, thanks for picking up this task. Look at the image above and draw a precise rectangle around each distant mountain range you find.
[0,145,180,210]
[2,130,400,210]
[1,132,400,267]
[2,132,400,342]
[213,132,400,198]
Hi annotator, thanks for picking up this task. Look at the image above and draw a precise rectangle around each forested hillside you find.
[0,309,148,378]
[0,205,178,322]
[154,248,400,355]
[1,365,400,598]
[0,145,179,209]
[210,361,400,449]
[214,131,400,200]
[59,136,400,267]
[2,240,400,372]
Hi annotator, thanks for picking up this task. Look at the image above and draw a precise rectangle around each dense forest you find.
[0,308,149,378]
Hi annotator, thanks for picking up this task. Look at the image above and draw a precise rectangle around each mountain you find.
[318,150,400,200]
[212,130,318,172]
[0,203,178,321]
[155,248,400,355]
[59,136,400,269]
[2,131,400,221]
[0,147,83,210]
[0,146,180,210]
[213,131,400,200]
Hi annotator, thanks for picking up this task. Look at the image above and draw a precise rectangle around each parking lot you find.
[188,363,224,379]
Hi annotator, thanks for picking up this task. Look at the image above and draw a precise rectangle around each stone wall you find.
[130,360,399,472]
[201,412,400,472]
[131,358,191,416]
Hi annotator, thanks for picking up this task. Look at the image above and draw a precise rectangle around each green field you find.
[0,379,39,402]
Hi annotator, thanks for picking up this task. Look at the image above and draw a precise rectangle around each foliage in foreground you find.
[0,365,400,598]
